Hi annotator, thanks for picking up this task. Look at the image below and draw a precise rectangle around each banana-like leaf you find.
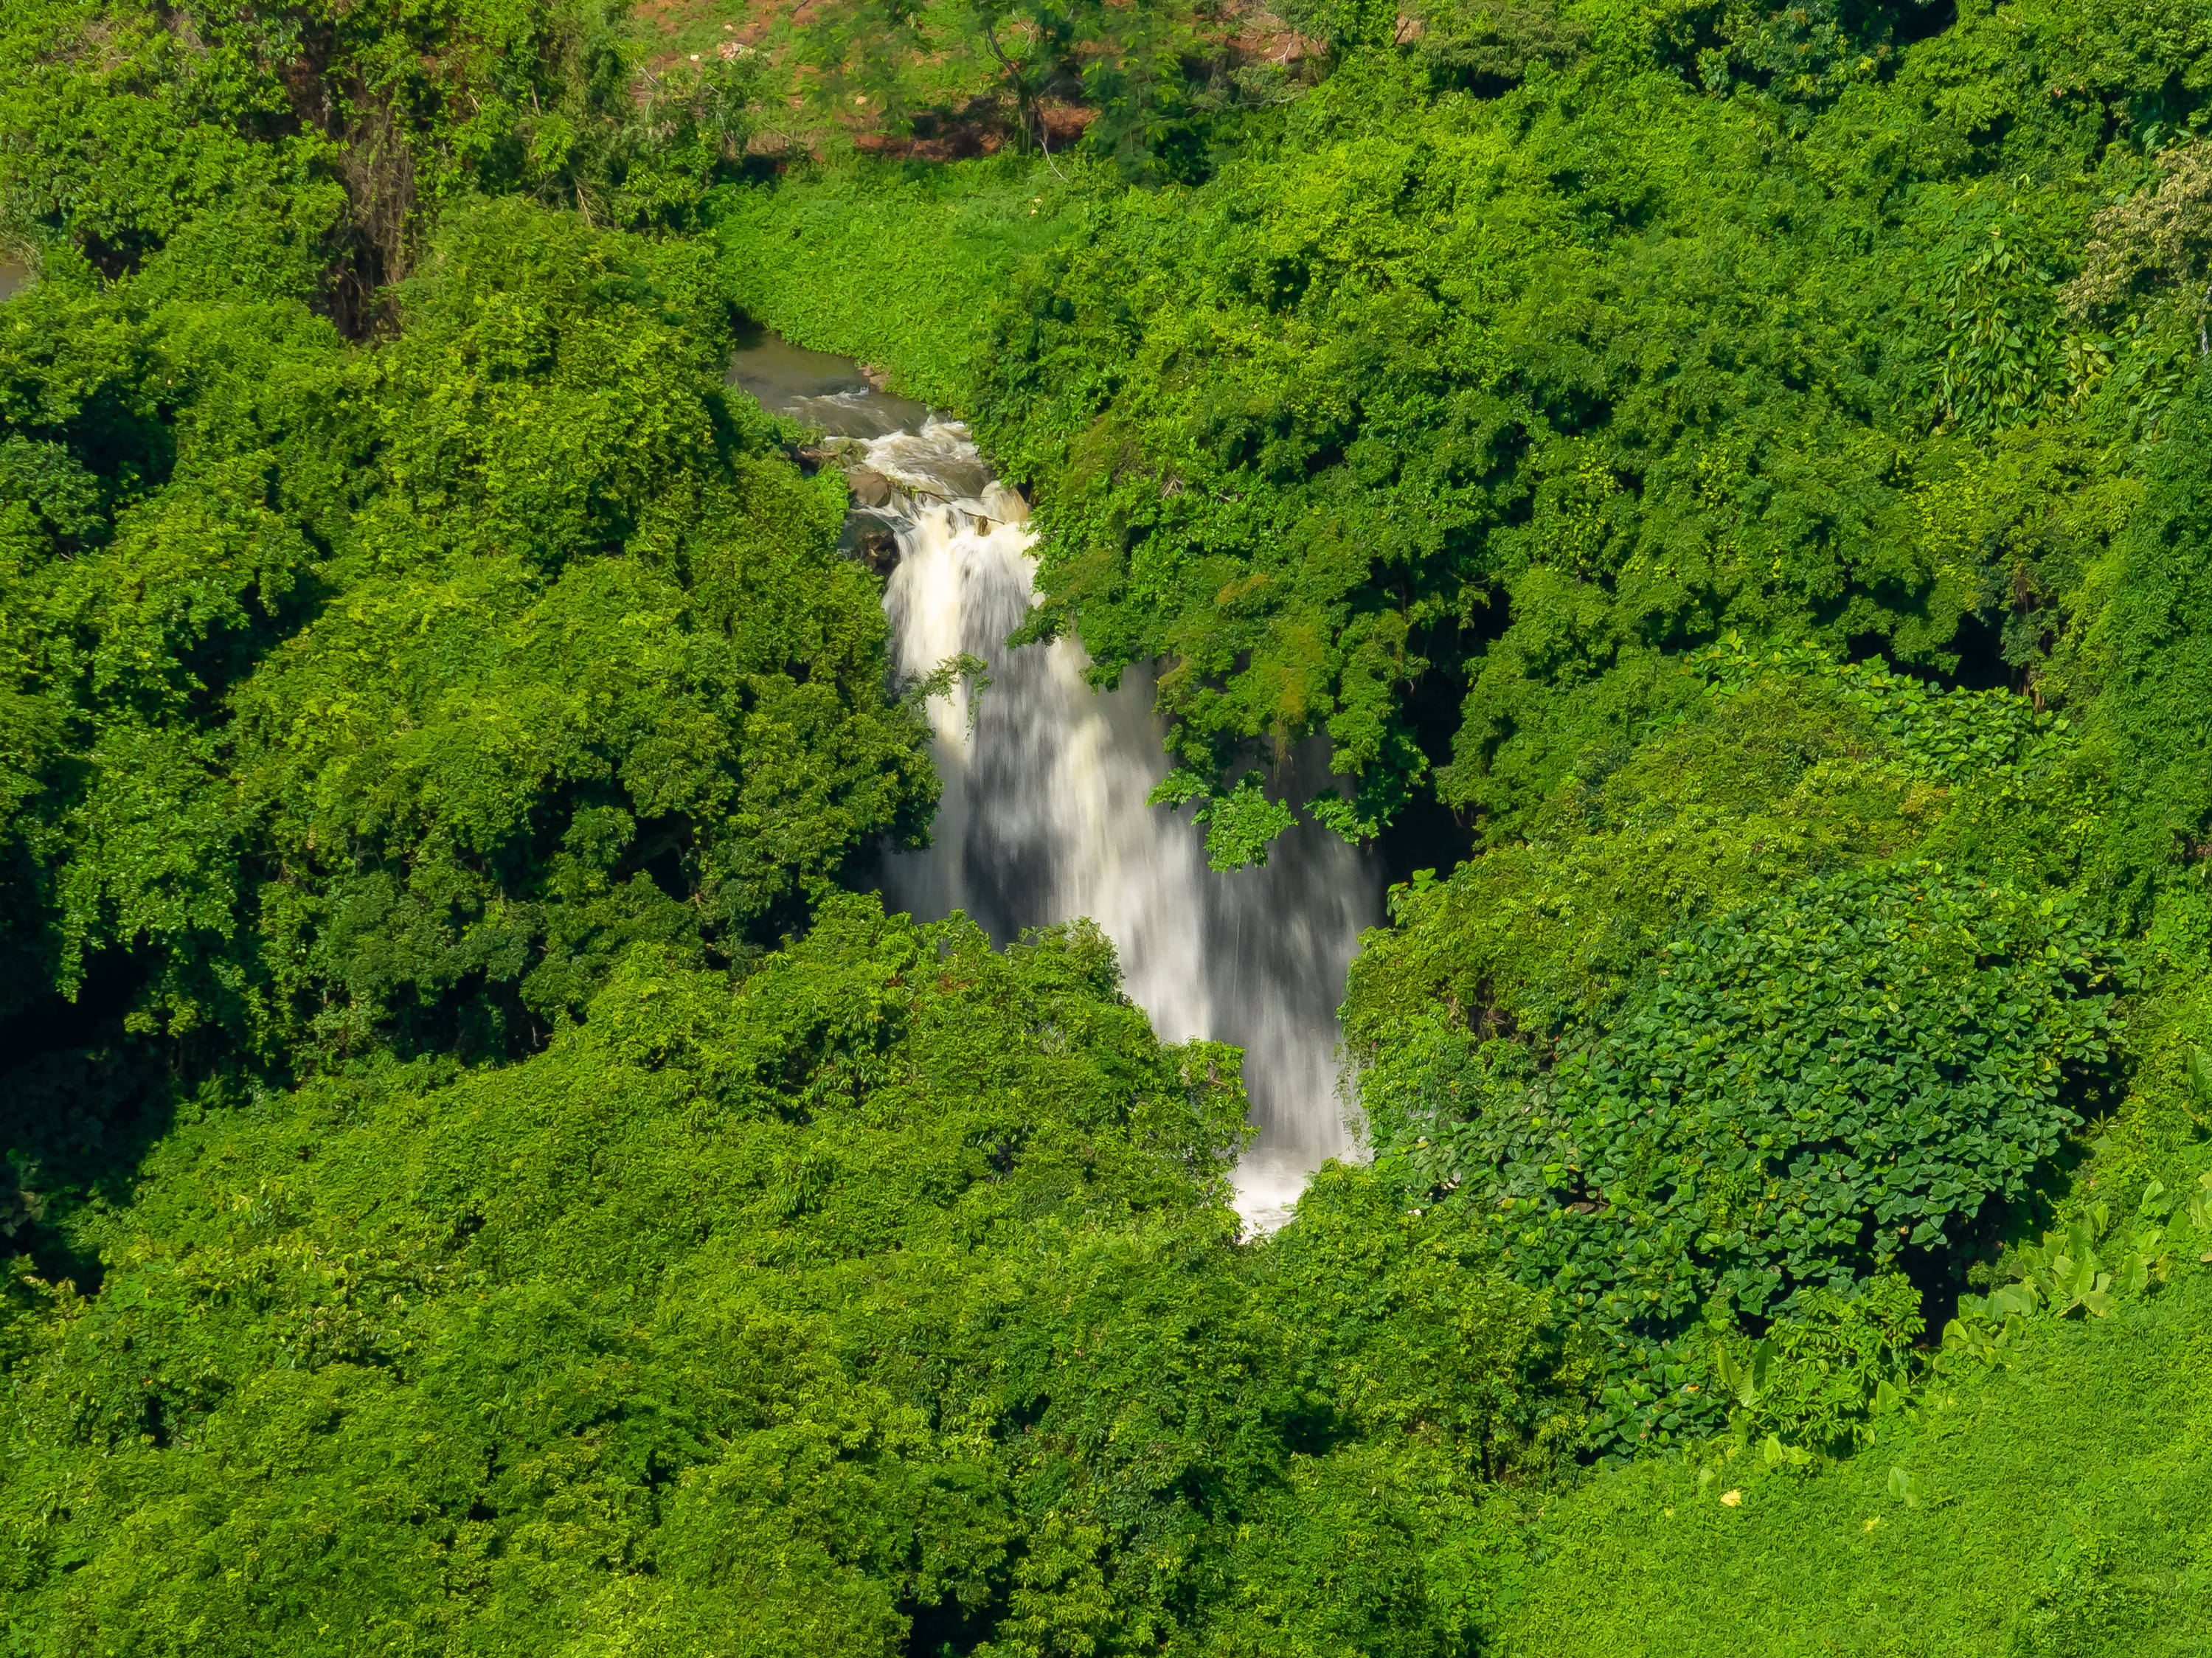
[1989,1282,2037,1319]
[2185,1044,2212,1105]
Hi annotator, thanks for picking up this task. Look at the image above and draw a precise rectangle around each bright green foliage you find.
[1,196,937,1064]
[10,0,2212,1651]
[1362,866,2122,1454]
[1952,1168,2207,1336]
[0,267,359,1029]
[0,901,1581,1655]
[1483,1270,2212,1657]
[962,0,2206,856]
[209,204,937,1058]
[1150,766,1300,870]
[1,1,348,302]
[1339,645,2123,1460]
[231,535,931,1058]
[2086,366,2212,900]
[710,159,1084,408]
[1713,1272,1924,1453]
[0,0,892,1062]
[0,0,760,323]
[1263,1162,1593,1469]
[1344,646,2084,1046]
[2063,139,2212,382]
[0,901,1234,1648]
[354,199,757,575]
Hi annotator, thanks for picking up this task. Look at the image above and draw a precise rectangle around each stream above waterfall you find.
[730,332,1384,1231]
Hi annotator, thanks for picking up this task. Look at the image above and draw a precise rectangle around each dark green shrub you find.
[1365,867,2123,1453]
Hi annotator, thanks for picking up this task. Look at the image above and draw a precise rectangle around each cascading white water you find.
[728,336,1381,1229]
[860,421,1381,1228]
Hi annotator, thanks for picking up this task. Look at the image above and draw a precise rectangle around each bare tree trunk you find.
[333,86,417,338]
[976,17,1045,153]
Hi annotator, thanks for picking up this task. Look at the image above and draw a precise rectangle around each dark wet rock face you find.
[849,521,901,575]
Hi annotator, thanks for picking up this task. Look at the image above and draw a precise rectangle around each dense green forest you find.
[4,0,2212,1651]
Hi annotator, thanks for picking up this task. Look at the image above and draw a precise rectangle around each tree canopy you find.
[964,0,2209,855]
[8,0,2212,1651]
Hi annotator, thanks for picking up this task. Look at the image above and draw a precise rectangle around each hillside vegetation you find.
[4,0,2212,1654]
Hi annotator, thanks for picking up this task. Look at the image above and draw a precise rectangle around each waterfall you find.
[728,339,1381,1230]
[862,422,1381,1229]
